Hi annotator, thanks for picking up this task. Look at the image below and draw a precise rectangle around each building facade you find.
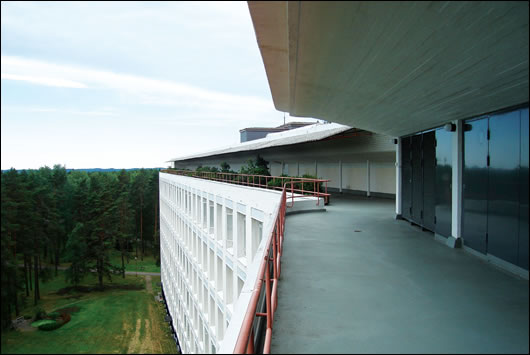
[172,123,397,199]
[159,173,282,353]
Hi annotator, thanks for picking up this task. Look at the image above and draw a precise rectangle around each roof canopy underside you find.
[248,1,529,137]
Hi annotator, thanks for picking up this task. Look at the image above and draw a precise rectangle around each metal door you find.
[463,117,489,254]
[422,131,436,231]
[487,111,520,264]
[401,136,412,220]
[518,108,529,270]
[411,134,423,225]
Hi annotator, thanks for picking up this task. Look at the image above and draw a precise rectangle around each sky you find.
[1,1,317,170]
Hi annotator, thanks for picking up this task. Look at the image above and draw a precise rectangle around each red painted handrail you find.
[160,169,330,205]
[233,185,287,354]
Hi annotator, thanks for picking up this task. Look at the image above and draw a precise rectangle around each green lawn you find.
[109,251,161,273]
[1,272,176,354]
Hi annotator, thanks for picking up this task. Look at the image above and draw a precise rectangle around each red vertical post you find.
[265,258,272,329]
[285,184,294,207]
[272,223,277,280]
[324,181,329,204]
[246,329,255,354]
[265,258,273,353]
[315,180,320,206]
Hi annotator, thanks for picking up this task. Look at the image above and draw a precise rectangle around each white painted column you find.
[366,160,371,197]
[219,200,226,304]
[232,210,241,315]
[339,160,343,193]
[245,206,253,266]
[233,202,238,261]
[451,120,463,240]
[221,200,226,251]
[280,161,284,175]
[395,138,402,216]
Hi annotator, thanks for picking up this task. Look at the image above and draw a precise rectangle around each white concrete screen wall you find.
[269,160,396,196]
[159,172,281,354]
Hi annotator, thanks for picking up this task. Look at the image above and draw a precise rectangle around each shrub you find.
[31,319,56,328]
[37,313,71,331]
[23,315,32,320]
[48,312,60,320]
[300,174,324,193]
[220,162,231,172]
[266,174,324,194]
[61,313,72,325]
[34,307,46,321]
[196,166,219,173]
[38,321,61,331]
[239,155,270,176]
[267,174,290,189]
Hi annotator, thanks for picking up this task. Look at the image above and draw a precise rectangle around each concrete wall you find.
[172,131,397,197]
[342,163,367,191]
[240,130,269,143]
[299,162,316,176]
[370,163,395,194]
[270,162,281,176]
[317,162,340,188]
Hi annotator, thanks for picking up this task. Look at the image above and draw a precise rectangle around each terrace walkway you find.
[271,194,529,354]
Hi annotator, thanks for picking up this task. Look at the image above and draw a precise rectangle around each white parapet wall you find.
[159,172,282,354]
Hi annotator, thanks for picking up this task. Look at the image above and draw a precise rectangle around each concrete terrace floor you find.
[271,194,529,354]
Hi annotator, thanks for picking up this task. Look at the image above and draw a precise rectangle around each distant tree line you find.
[0,165,160,330]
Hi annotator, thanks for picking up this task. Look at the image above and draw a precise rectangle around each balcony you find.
[161,170,528,354]
[271,194,529,353]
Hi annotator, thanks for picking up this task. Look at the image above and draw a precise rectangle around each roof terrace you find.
[272,194,529,353]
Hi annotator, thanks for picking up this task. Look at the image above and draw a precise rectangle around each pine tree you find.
[131,169,148,261]
[64,222,88,288]
[1,169,26,319]
[86,173,118,288]
[115,170,133,278]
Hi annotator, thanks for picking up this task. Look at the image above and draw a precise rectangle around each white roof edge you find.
[167,122,353,162]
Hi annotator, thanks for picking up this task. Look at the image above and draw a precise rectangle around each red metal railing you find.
[160,169,330,205]
[233,184,288,354]
[160,169,328,353]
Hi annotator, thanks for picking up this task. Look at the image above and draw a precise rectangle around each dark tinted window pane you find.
[435,128,452,237]
[518,108,529,270]
[463,117,488,253]
[487,111,520,264]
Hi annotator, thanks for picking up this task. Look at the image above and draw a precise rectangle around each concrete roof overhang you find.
[248,1,529,137]
[168,122,352,162]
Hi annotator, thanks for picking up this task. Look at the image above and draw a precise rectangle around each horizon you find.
[1,166,164,171]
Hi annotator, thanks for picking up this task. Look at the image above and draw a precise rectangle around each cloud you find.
[1,73,88,88]
[1,105,117,117]
[1,55,273,114]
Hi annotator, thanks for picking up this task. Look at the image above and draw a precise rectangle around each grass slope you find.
[109,252,161,273]
[1,273,175,354]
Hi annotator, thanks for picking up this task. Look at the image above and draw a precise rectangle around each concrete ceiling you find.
[248,1,289,111]
[248,1,529,137]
